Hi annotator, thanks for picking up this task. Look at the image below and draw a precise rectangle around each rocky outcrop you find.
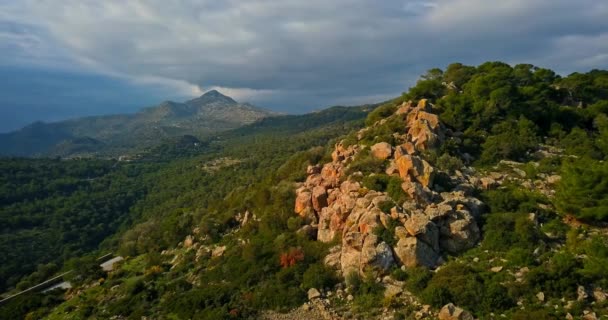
[294,99,484,276]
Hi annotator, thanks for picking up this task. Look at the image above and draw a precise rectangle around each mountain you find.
[2,63,608,319]
[0,90,276,157]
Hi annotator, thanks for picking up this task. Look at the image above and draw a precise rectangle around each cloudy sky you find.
[0,0,607,132]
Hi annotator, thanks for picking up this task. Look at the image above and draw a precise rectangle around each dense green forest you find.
[2,62,608,319]
[0,105,370,318]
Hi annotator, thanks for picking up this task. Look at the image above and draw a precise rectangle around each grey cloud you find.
[2,0,608,112]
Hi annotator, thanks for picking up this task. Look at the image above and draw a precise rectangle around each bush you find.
[346,149,386,176]
[366,102,398,126]
[435,152,464,173]
[301,263,338,290]
[482,212,539,251]
[405,267,432,294]
[555,158,608,222]
[479,117,540,164]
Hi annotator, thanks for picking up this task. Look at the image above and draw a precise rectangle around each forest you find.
[1,62,608,319]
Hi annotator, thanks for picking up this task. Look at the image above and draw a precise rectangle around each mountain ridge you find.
[0,90,276,157]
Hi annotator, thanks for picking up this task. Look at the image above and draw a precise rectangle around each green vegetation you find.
[555,158,608,221]
[3,62,608,319]
[0,104,369,319]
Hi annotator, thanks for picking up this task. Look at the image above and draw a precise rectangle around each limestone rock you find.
[308,288,321,300]
[438,303,474,320]
[312,186,328,212]
[212,245,226,258]
[396,155,434,188]
[371,142,393,160]
[324,245,342,271]
[393,237,438,268]
[438,209,480,254]
[295,190,312,215]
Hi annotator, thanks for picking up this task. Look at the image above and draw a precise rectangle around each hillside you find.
[0,90,276,157]
[1,62,608,319]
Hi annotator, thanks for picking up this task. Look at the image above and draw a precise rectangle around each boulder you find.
[367,241,396,272]
[404,214,440,252]
[324,245,342,271]
[312,186,328,212]
[438,210,480,254]
[385,161,400,176]
[307,164,321,175]
[396,155,434,188]
[396,101,416,115]
[212,245,226,258]
[438,303,473,320]
[424,203,453,221]
[371,142,393,160]
[340,232,365,276]
[295,190,312,215]
[393,237,438,268]
[308,288,321,300]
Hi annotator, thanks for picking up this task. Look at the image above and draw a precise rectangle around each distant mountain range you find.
[0,90,276,157]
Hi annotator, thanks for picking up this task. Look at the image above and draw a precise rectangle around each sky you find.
[0,1,607,132]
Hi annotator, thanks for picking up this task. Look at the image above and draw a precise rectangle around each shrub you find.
[435,153,464,173]
[555,158,608,222]
[366,102,398,126]
[301,263,338,290]
[479,117,540,164]
[405,267,432,294]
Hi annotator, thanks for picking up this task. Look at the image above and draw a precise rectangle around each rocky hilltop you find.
[294,99,484,277]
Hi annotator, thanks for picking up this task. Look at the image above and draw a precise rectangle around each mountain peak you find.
[199,90,235,102]
[186,89,237,106]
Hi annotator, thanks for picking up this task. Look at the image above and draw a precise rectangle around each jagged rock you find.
[393,237,438,268]
[536,292,545,302]
[307,164,321,175]
[385,161,400,176]
[424,203,453,220]
[320,163,343,188]
[295,190,312,215]
[373,241,396,271]
[212,245,226,258]
[340,180,360,193]
[438,303,473,320]
[340,232,364,276]
[382,276,405,298]
[401,181,433,204]
[371,142,393,160]
[396,100,416,115]
[312,186,328,212]
[324,245,342,271]
[396,155,434,188]
[439,191,484,218]
[308,288,321,300]
[404,214,439,251]
[438,209,480,253]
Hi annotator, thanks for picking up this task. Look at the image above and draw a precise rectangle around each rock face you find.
[293,99,484,276]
